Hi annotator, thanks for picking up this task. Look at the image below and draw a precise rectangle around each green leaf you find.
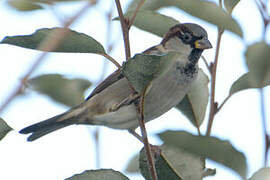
[122,54,162,93]
[139,146,184,180]
[38,0,88,3]
[160,145,204,180]
[120,10,179,37]
[1,28,105,54]
[173,0,242,37]
[245,42,270,87]
[7,0,90,11]
[127,0,166,11]
[176,69,209,127]
[159,131,247,179]
[0,118,13,141]
[229,42,270,95]
[122,52,182,93]
[125,154,140,173]
[229,73,257,95]
[224,0,241,14]
[65,169,130,180]
[28,74,91,107]
[249,168,270,180]
[127,0,242,37]
[7,0,43,11]
[139,144,205,180]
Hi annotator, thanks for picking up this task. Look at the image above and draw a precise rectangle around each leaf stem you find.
[216,94,231,113]
[0,2,94,114]
[206,29,224,136]
[128,0,145,29]
[201,55,211,73]
[137,87,158,180]
[99,53,121,69]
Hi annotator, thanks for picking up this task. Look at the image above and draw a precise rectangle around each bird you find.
[20,23,212,141]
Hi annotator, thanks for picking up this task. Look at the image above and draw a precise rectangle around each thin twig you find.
[206,29,224,136]
[128,0,145,29]
[216,95,231,113]
[0,2,94,114]
[259,89,269,166]
[255,0,270,166]
[114,0,157,178]
[201,55,211,73]
[99,53,121,69]
[137,87,158,180]
[205,0,225,136]
[115,0,131,60]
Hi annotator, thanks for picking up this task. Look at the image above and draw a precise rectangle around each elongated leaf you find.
[159,131,247,179]
[229,72,262,95]
[122,52,181,92]
[1,28,105,53]
[224,0,241,14]
[120,10,179,37]
[229,42,270,95]
[65,169,129,180]
[7,0,42,11]
[176,69,209,127]
[249,168,270,180]
[28,74,91,107]
[0,118,13,141]
[128,0,242,37]
[127,0,165,11]
[7,0,90,11]
[245,42,270,87]
[172,0,242,37]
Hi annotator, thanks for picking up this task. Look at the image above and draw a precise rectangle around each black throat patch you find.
[178,48,202,78]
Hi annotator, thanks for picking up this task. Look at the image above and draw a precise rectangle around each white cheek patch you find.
[164,37,193,56]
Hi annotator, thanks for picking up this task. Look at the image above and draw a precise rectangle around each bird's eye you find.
[183,33,192,42]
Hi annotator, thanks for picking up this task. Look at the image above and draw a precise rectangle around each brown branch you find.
[114,1,156,178]
[205,0,224,136]
[115,0,131,60]
[0,2,94,114]
[206,28,224,136]
[137,87,158,180]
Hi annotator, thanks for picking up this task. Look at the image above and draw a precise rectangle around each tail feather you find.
[19,113,76,141]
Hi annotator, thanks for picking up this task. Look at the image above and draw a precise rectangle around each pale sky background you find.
[0,0,269,180]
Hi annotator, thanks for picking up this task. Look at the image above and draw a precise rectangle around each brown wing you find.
[86,69,124,100]
[143,44,165,55]
[86,44,162,101]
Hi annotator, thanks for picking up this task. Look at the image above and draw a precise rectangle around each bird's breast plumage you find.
[143,56,198,122]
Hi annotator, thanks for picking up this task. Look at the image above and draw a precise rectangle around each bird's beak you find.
[194,38,212,49]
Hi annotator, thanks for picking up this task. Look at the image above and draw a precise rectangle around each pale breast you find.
[143,59,198,122]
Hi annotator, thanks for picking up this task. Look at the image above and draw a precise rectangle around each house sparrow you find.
[20,23,212,141]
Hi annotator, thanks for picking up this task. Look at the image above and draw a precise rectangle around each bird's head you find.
[161,23,212,57]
